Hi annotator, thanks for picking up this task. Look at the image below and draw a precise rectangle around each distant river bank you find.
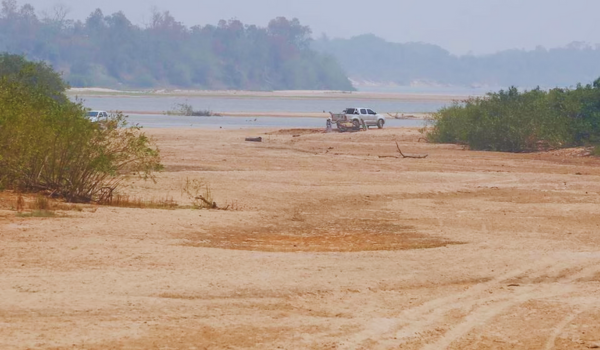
[68,88,477,116]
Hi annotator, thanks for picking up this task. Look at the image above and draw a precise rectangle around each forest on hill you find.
[0,1,354,90]
[313,34,600,89]
[3,0,599,91]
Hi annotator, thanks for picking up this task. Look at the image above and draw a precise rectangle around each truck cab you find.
[86,110,109,123]
[344,108,386,129]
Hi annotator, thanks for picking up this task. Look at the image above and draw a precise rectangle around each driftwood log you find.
[378,142,428,159]
[245,137,262,142]
[396,142,428,158]
[195,195,218,209]
[194,195,232,210]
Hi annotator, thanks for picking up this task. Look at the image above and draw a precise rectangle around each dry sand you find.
[1,127,600,349]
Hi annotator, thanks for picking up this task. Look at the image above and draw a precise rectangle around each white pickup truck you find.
[328,107,386,131]
[86,110,109,123]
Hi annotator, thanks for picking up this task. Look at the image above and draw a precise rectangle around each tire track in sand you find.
[415,257,600,350]
[341,255,600,350]
[420,284,574,350]
[543,309,587,350]
[341,257,557,349]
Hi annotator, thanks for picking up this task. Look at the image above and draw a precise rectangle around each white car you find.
[342,108,386,129]
[86,110,109,122]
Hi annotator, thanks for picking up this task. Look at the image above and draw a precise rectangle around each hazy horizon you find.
[17,0,600,55]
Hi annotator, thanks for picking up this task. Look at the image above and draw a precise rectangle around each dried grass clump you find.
[32,195,50,211]
[14,195,55,217]
[102,194,178,209]
[8,192,85,216]
[17,210,56,218]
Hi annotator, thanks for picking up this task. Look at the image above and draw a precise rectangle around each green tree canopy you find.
[0,53,68,99]
[0,1,354,91]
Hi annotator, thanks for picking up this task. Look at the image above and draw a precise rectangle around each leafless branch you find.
[395,142,428,159]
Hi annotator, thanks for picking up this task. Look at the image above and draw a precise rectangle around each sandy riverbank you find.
[2,127,600,349]
[68,88,476,102]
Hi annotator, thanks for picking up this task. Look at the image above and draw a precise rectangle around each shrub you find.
[0,55,163,202]
[166,102,213,117]
[427,82,600,152]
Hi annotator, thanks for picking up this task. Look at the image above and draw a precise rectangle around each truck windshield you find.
[87,112,98,117]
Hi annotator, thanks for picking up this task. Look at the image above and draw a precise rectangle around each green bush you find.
[166,103,212,117]
[427,81,600,152]
[0,55,163,202]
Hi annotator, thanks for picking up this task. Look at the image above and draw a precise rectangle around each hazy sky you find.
[21,0,599,54]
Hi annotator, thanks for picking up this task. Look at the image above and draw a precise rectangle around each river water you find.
[74,95,439,129]
[76,96,447,114]
[124,114,426,129]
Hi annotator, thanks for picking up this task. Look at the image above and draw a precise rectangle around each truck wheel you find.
[353,119,361,130]
[377,119,385,129]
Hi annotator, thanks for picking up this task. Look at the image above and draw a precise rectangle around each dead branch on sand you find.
[396,142,428,158]
[378,142,429,159]
[182,177,227,210]
[194,195,219,209]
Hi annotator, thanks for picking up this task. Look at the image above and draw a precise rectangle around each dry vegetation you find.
[2,127,600,349]
[101,194,179,209]
[0,192,85,215]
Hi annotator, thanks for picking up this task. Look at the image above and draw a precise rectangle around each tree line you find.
[0,0,354,90]
[3,0,597,91]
